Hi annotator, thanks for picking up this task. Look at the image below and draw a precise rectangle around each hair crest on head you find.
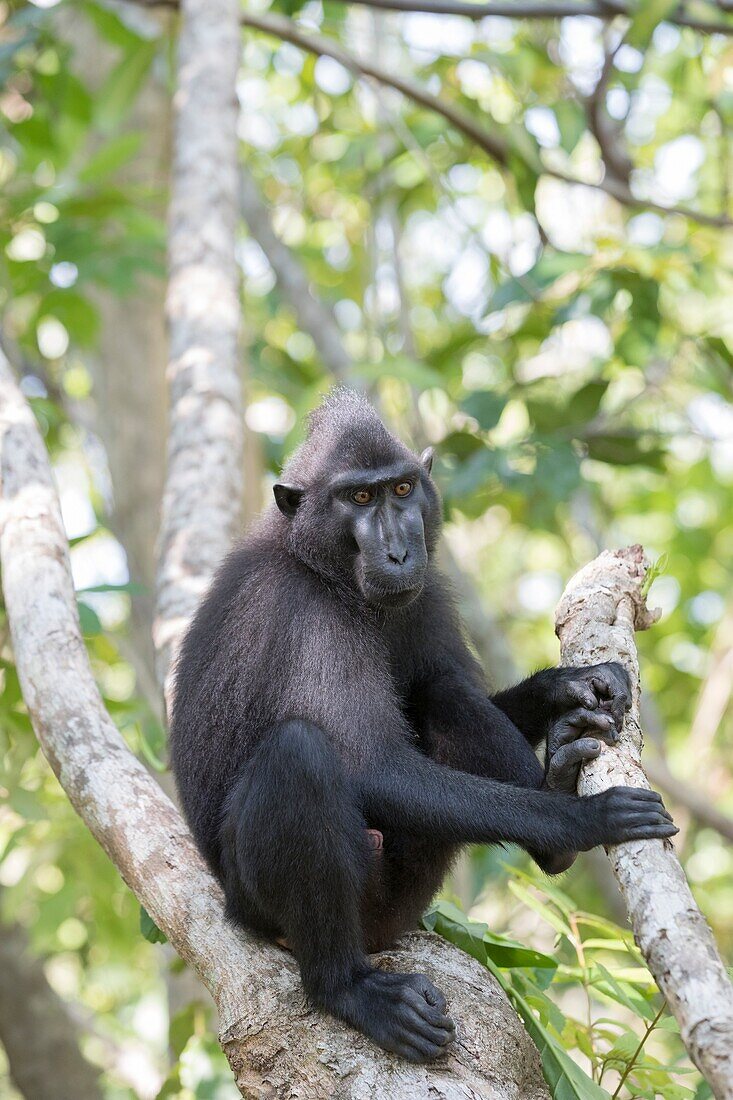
[283,386,410,484]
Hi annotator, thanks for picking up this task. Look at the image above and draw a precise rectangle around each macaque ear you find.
[273,483,304,518]
[420,447,434,475]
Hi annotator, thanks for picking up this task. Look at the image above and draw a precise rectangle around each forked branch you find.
[0,352,548,1100]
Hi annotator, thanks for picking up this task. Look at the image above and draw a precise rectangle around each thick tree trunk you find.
[0,918,103,1100]
[556,545,733,1099]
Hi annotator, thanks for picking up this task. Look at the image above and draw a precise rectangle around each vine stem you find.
[610,1000,666,1098]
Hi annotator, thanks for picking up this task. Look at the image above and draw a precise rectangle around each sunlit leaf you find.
[424,900,558,969]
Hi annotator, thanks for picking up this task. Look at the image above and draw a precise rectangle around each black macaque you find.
[170,389,676,1063]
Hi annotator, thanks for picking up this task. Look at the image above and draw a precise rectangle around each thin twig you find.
[134,0,733,36]
[610,1000,667,1099]
[585,30,633,187]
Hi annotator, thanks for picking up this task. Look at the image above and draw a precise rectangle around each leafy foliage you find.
[1,0,732,1096]
[427,870,704,1098]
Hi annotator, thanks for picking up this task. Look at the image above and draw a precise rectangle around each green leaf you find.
[627,0,679,49]
[487,253,587,312]
[440,431,486,461]
[564,381,608,427]
[140,905,167,945]
[424,900,558,969]
[76,582,146,595]
[575,913,640,945]
[80,0,150,49]
[508,881,572,936]
[506,866,577,916]
[585,433,665,469]
[509,976,611,1099]
[354,356,444,389]
[77,600,103,636]
[155,1068,183,1100]
[554,101,586,155]
[9,786,46,821]
[526,398,566,434]
[641,552,669,598]
[442,448,497,502]
[37,292,99,348]
[170,1002,202,1059]
[462,391,506,431]
[138,720,168,773]
[79,132,142,183]
[703,336,733,372]
[604,1028,644,1064]
[94,40,157,132]
[532,444,582,511]
[591,964,658,1021]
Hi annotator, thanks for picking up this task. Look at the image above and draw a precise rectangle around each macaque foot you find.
[331,969,455,1063]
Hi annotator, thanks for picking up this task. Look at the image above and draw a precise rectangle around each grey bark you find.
[155,0,244,709]
[61,0,208,1021]
[556,545,733,1099]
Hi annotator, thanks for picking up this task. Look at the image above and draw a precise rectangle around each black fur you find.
[170,389,676,1062]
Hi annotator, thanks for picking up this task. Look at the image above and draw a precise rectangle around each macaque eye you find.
[394,481,413,498]
[352,488,374,505]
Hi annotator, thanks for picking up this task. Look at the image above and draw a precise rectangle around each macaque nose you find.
[388,547,408,565]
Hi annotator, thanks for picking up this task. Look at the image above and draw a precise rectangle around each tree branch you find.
[237,10,732,228]
[556,545,733,1096]
[136,0,733,37]
[0,347,551,1097]
[585,31,633,188]
[337,0,733,35]
[130,0,733,225]
[242,10,512,161]
[240,169,354,383]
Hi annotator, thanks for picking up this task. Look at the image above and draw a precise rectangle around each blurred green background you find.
[1,0,732,1096]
